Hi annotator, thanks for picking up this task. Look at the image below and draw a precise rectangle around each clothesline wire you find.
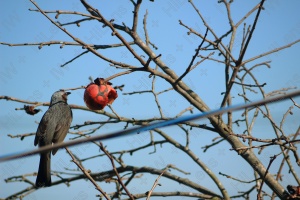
[0,90,299,163]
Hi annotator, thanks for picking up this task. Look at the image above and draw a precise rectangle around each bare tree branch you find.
[65,147,110,200]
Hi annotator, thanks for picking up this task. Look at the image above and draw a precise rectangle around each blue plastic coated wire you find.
[0,90,299,162]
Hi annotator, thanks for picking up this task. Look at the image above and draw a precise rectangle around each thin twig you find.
[65,147,110,200]
[220,0,266,108]
[99,143,134,200]
[146,166,170,200]
[219,172,260,183]
[188,0,236,62]
[176,28,209,83]
[257,153,280,200]
[243,39,300,65]
[29,0,138,69]
[290,97,300,109]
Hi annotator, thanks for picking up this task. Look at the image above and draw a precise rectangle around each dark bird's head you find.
[50,91,71,105]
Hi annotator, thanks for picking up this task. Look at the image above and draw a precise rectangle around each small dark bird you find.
[34,91,72,187]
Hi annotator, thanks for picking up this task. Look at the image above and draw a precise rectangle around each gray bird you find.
[34,91,72,187]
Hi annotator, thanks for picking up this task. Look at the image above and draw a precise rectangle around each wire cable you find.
[0,90,299,162]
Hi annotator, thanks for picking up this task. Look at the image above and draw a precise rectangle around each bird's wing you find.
[34,107,55,146]
[52,103,72,155]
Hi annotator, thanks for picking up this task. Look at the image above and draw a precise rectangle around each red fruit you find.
[84,78,118,110]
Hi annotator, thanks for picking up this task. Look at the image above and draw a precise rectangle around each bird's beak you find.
[62,91,71,102]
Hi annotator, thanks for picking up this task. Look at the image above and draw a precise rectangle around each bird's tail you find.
[35,152,51,187]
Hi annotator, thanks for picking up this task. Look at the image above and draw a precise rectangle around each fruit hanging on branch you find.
[84,78,118,110]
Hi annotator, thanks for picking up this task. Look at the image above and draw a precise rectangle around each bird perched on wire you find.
[34,91,72,187]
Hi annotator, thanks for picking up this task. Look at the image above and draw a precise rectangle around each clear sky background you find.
[1,0,300,199]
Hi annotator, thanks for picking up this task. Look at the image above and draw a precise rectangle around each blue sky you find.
[1,0,300,199]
